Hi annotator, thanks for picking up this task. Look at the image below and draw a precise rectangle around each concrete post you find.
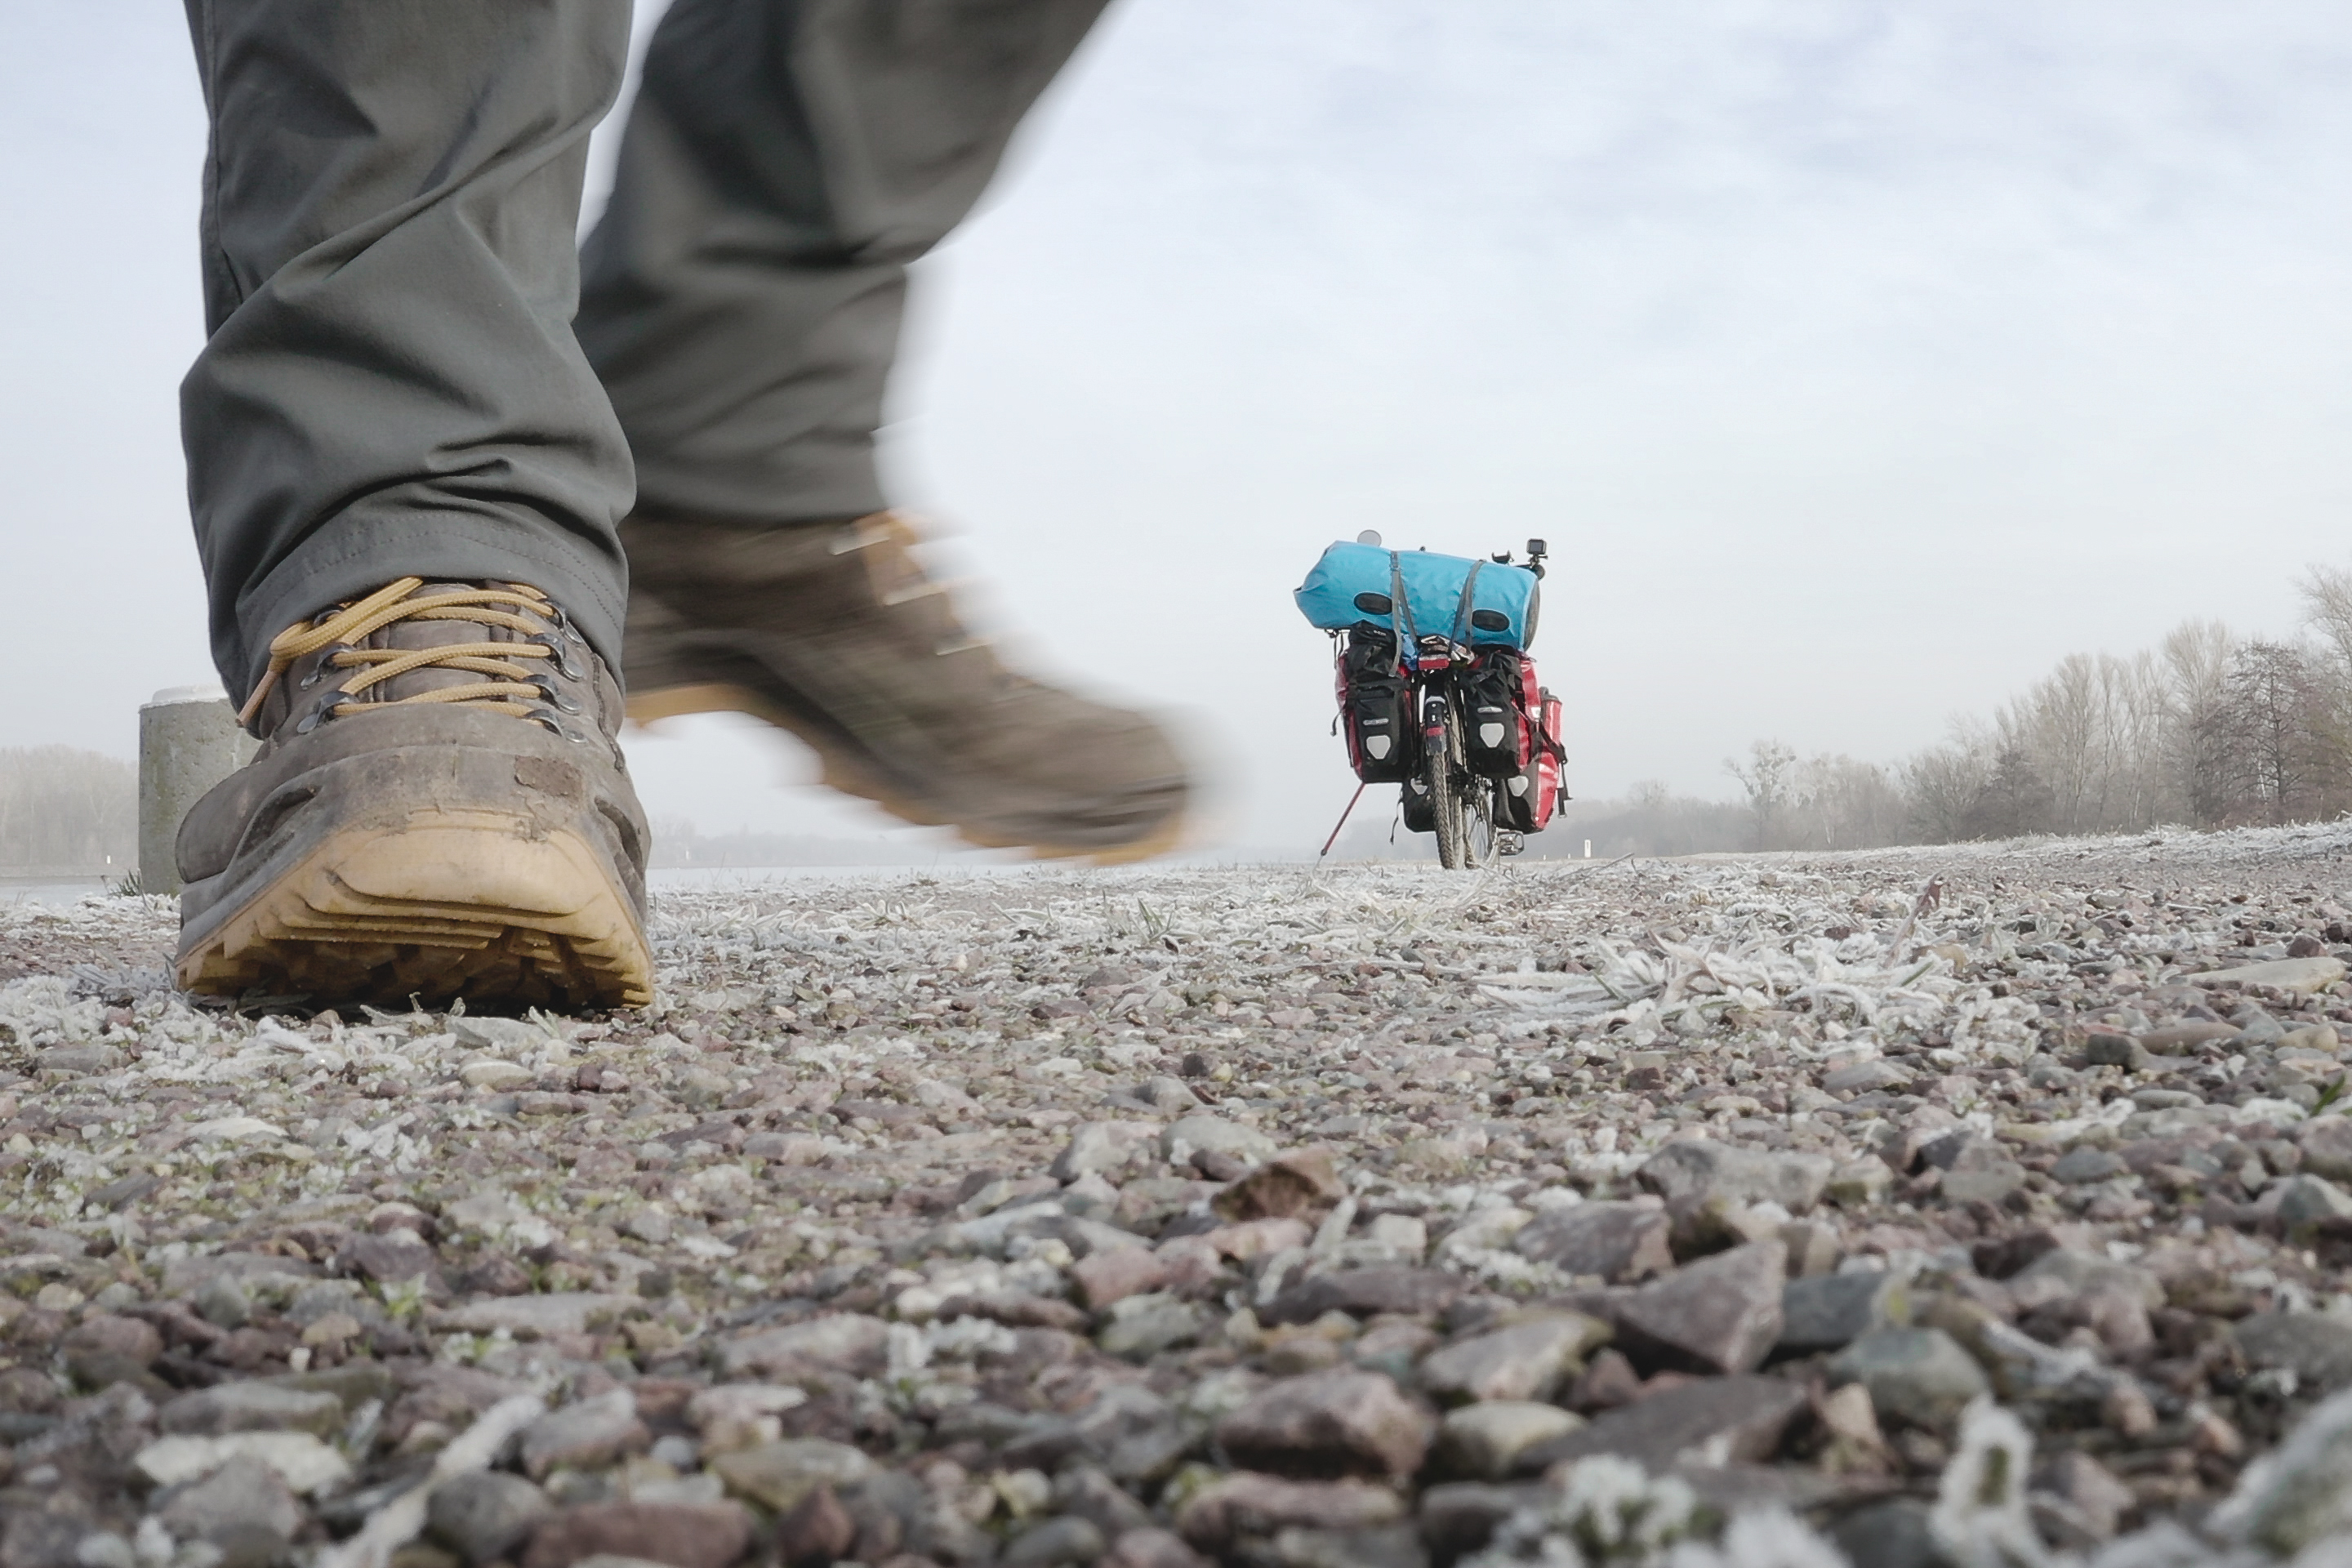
[139,686,254,896]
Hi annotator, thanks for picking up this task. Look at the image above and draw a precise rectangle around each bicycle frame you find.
[1398,636,1509,868]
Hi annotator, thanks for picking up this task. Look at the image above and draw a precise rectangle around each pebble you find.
[1004,1514,1109,1568]
[1161,1116,1278,1164]
[2007,1249,2164,1312]
[428,1472,556,1566]
[1071,1247,1169,1309]
[1830,1161,1897,1214]
[1416,1312,1608,1405]
[1506,1201,1673,1283]
[2192,956,2348,994]
[771,1484,858,1566]
[1634,1143,1832,1215]
[1418,1481,1548,1562]
[1827,1327,1993,1433]
[1262,1267,1463,1325]
[718,1314,890,1378]
[2238,1312,2352,1392]
[519,1503,753,1568]
[132,1432,351,1494]
[2034,1450,2135,1544]
[2301,1118,2352,1181]
[2052,1147,2127,1185]
[1052,1121,1160,1181]
[1176,1474,1405,1551]
[705,1439,871,1513]
[434,1293,639,1339]
[1433,1402,1582,1480]
[158,1383,345,1437]
[2278,1174,2352,1229]
[519,1390,650,1479]
[59,1314,160,1369]
[1826,1499,1940,1568]
[1523,1374,1809,1471]
[1776,1270,1909,1355]
[1611,1239,1787,1374]
[1096,1293,1204,1360]
[1217,1368,1437,1479]
[153,1453,301,1565]
[1107,1527,1215,1568]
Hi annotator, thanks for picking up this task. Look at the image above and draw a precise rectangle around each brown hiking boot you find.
[176,578,653,1009]
[621,512,1191,861]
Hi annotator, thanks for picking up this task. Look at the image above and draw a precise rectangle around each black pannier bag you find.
[1336,628,1416,782]
[1461,648,1530,779]
[1401,774,1436,832]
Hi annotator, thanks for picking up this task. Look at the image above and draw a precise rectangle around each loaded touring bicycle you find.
[1295,534,1566,868]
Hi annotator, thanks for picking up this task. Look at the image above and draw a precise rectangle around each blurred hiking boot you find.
[621,511,1190,862]
[176,579,653,1009]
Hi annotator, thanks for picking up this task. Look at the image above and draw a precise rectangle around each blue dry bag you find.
[1293,542,1539,649]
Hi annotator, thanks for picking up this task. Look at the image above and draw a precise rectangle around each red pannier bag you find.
[1499,665,1564,833]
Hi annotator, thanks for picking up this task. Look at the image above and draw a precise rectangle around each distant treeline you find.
[0,747,135,871]
[1528,561,2352,858]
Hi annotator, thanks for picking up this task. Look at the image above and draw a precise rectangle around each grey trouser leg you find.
[578,0,1111,527]
[181,0,636,700]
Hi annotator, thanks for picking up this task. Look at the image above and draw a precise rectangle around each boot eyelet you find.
[292,690,343,735]
[297,644,354,689]
[533,681,582,715]
[529,706,588,743]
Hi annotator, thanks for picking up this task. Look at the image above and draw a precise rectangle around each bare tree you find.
[2301,564,2352,674]
[1967,707,2054,839]
[1904,730,1993,843]
[1784,754,1904,849]
[2033,653,2105,834]
[2160,619,2236,826]
[2297,567,2352,816]
[2201,640,2326,826]
[1726,740,1797,850]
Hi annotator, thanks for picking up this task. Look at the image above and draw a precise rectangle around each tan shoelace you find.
[238,577,571,731]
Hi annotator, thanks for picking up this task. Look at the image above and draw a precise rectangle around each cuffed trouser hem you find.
[230,513,630,705]
[183,0,635,704]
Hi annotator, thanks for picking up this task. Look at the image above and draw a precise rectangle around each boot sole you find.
[177,807,653,1009]
[626,681,1187,866]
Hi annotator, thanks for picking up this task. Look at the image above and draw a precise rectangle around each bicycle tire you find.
[1424,698,1459,869]
[1428,697,1490,870]
[1466,772,1499,866]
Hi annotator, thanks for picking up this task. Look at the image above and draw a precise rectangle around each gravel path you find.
[14,826,2352,1568]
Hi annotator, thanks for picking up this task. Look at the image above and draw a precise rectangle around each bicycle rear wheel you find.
[1425,697,1494,870]
[1428,731,1463,869]
[1465,773,1498,866]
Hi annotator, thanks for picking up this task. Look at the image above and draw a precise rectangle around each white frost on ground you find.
[6,825,2352,1566]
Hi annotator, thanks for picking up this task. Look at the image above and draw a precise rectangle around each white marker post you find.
[138,686,255,896]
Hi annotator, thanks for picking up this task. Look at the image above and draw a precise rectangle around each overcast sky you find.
[7,1,2352,855]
